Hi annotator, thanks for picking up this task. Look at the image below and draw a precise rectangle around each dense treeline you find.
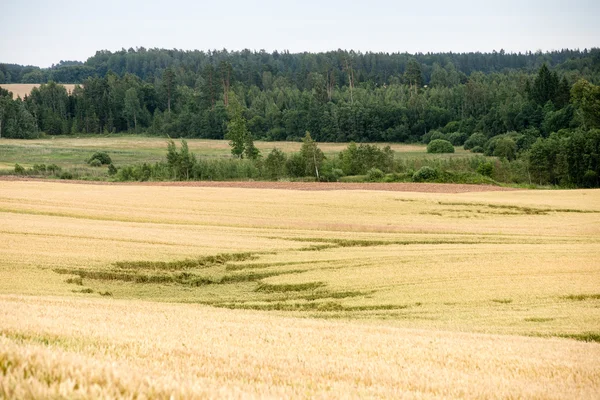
[1,48,599,186]
[2,48,599,85]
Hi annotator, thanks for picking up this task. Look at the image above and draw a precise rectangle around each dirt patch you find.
[0,176,518,193]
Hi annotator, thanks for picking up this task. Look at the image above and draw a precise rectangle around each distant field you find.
[0,83,78,99]
[1,180,599,397]
[0,135,472,172]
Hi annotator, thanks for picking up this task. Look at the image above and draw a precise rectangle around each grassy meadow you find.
[1,179,599,397]
[0,135,473,174]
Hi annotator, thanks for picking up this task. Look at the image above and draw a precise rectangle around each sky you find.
[1,0,599,67]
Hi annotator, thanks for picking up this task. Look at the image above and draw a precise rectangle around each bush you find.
[46,164,62,174]
[464,133,487,150]
[88,151,112,165]
[412,166,439,182]
[32,164,47,173]
[366,168,385,182]
[446,132,469,146]
[492,137,517,160]
[89,159,102,167]
[108,164,118,176]
[422,130,446,144]
[471,146,484,153]
[264,148,287,180]
[321,168,345,182]
[14,164,25,175]
[60,171,74,180]
[477,161,494,177]
[427,139,455,154]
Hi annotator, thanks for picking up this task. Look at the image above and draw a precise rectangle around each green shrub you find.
[46,164,62,174]
[471,146,484,153]
[490,137,517,160]
[446,132,468,146]
[60,171,74,180]
[422,130,446,144]
[366,168,385,181]
[14,164,25,175]
[32,164,47,173]
[427,139,455,154]
[322,168,345,182]
[89,159,102,167]
[464,133,487,150]
[412,166,439,182]
[264,148,287,180]
[477,161,494,177]
[88,151,112,165]
[108,164,118,176]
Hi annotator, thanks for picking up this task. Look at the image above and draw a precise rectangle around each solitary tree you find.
[300,131,324,179]
[226,93,259,159]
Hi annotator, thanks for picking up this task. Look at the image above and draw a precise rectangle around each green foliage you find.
[527,129,600,186]
[14,163,25,175]
[166,140,197,180]
[571,79,600,129]
[366,168,385,182]
[412,166,439,182]
[484,135,518,160]
[46,164,61,175]
[87,152,112,165]
[264,148,287,180]
[32,164,46,173]
[427,139,455,154]
[339,142,394,175]
[464,133,487,150]
[225,94,260,160]
[300,132,324,179]
[477,162,494,177]
[107,164,117,176]
[446,132,468,146]
[89,159,102,167]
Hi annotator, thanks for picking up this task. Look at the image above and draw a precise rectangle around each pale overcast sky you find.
[1,0,598,67]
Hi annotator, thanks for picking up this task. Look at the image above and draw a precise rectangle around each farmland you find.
[1,179,599,397]
[0,83,77,99]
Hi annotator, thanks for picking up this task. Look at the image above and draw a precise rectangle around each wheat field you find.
[1,180,599,398]
[0,83,77,99]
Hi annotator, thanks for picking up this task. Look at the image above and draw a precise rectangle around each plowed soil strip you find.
[0,176,518,193]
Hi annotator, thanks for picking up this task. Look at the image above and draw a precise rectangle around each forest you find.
[1,48,599,187]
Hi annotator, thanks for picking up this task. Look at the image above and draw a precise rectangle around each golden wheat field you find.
[1,180,600,398]
[0,84,78,99]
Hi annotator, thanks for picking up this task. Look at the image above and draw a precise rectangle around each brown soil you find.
[0,176,518,193]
